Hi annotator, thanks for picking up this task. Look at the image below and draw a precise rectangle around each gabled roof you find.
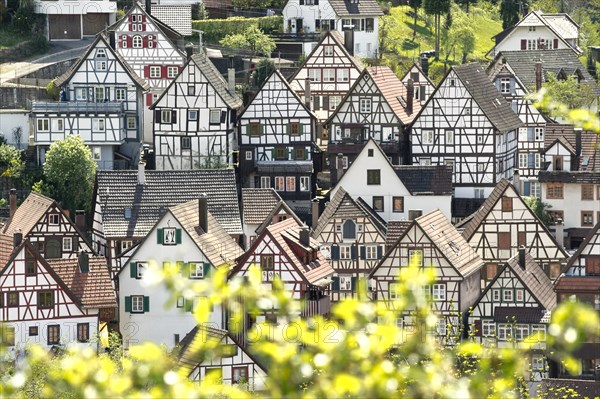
[563,221,600,273]
[108,1,184,41]
[142,4,192,36]
[2,192,53,236]
[399,62,435,87]
[54,34,149,90]
[543,136,576,155]
[393,165,453,195]
[312,187,386,237]
[328,0,383,17]
[504,250,556,311]
[255,200,303,237]
[385,221,411,250]
[542,123,600,172]
[169,200,243,267]
[461,179,512,240]
[95,169,243,238]
[241,188,282,225]
[489,50,599,96]
[452,63,522,133]
[47,256,117,309]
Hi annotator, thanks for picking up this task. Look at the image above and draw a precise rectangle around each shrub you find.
[192,16,282,43]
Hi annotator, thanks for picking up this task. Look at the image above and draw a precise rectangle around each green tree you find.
[500,0,527,29]
[409,0,423,40]
[542,72,598,110]
[232,0,272,9]
[253,58,275,88]
[0,144,24,180]
[36,135,96,213]
[524,196,554,227]
[220,25,275,84]
[423,0,451,59]
[456,0,478,12]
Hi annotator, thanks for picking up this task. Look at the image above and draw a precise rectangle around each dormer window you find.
[95,49,107,58]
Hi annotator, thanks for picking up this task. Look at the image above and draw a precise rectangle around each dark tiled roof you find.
[143,4,192,36]
[255,200,303,237]
[543,124,600,171]
[492,50,600,96]
[506,251,557,311]
[554,276,600,292]
[191,52,243,110]
[385,221,411,251]
[453,63,522,133]
[393,165,453,195]
[493,306,550,323]
[95,169,243,238]
[367,66,421,124]
[2,192,54,236]
[539,379,600,399]
[241,188,282,225]
[461,179,511,240]
[328,0,384,17]
[48,256,117,309]
[170,200,243,268]
[538,171,600,184]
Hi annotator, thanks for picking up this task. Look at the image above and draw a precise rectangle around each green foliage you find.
[253,59,275,88]
[532,89,600,133]
[0,144,24,180]
[232,0,272,8]
[500,0,526,29]
[45,79,60,101]
[192,16,282,44]
[221,25,276,84]
[523,196,554,227]
[10,0,35,33]
[38,135,96,213]
[191,2,208,20]
[541,72,598,111]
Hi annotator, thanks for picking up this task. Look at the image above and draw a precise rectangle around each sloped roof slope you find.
[328,0,383,16]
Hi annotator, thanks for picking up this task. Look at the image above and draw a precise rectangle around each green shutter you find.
[351,277,357,292]
[303,147,308,160]
[175,228,182,244]
[359,246,366,260]
[299,124,304,135]
[377,246,383,259]
[124,296,132,313]
[203,262,211,278]
[271,148,276,159]
[259,124,264,135]
[185,299,193,312]
[143,296,150,313]
[177,261,187,277]
[130,262,137,278]
[332,276,340,291]
[157,228,164,244]
[287,123,291,135]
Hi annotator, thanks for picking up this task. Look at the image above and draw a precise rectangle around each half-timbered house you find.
[369,209,483,346]
[467,249,556,381]
[400,63,435,106]
[411,63,523,200]
[30,34,149,169]
[92,167,243,277]
[152,52,242,170]
[2,191,92,260]
[288,30,365,123]
[537,125,600,248]
[118,196,242,348]
[0,238,116,353]
[229,217,333,346]
[178,325,268,390]
[460,179,568,284]
[238,69,316,216]
[282,0,383,58]
[325,66,420,184]
[331,139,452,222]
[311,187,386,302]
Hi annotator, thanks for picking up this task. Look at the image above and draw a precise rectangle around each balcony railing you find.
[31,101,124,114]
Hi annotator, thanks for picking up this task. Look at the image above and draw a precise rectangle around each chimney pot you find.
[343,30,354,56]
[554,218,564,248]
[574,128,582,157]
[406,78,414,115]
[513,170,521,194]
[185,44,194,60]
[75,210,86,232]
[13,229,22,248]
[145,0,152,15]
[420,56,429,77]
[138,161,146,185]
[198,193,208,233]
[79,251,90,273]
[299,226,310,247]
[518,245,526,269]
[311,197,321,229]
[9,189,17,218]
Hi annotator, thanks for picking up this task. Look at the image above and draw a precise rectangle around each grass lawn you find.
[0,27,31,50]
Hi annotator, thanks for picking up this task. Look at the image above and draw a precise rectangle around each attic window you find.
[124,208,132,219]
[95,48,107,58]
[396,96,406,107]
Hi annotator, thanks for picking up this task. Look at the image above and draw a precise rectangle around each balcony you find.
[328,140,399,154]
[31,101,124,115]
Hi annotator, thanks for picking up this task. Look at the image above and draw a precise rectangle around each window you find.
[49,214,60,225]
[330,95,341,110]
[339,275,352,291]
[260,255,274,271]
[582,185,594,200]
[392,196,404,213]
[133,35,142,48]
[501,197,513,212]
[582,211,594,226]
[342,220,356,240]
[337,69,349,82]
[445,130,454,145]
[29,326,38,336]
[549,263,561,279]
[497,324,510,340]
[248,122,261,137]
[532,355,545,371]
[530,182,541,198]
[47,325,60,345]
[502,289,513,302]
[409,249,423,266]
[519,153,528,169]
[189,262,205,279]
[7,292,18,307]
[323,69,335,82]
[531,325,546,341]
[181,137,191,150]
[286,176,296,192]
[62,237,72,252]
[161,110,172,124]
[548,210,564,223]
[324,45,334,56]
[25,250,36,276]
[477,163,486,172]
[515,289,524,302]
[209,109,221,124]
[422,130,434,145]
[127,116,136,130]
[77,323,89,342]
[367,169,380,185]
[95,60,107,71]
[94,87,106,102]
[129,295,144,313]
[75,87,88,101]
[340,245,351,259]
[275,176,285,191]
[187,85,195,96]
[372,196,384,212]
[492,289,500,302]
[365,245,378,259]
[92,118,105,132]
[515,324,529,341]
[91,146,101,161]
[389,283,400,300]
[498,232,511,250]
[500,78,511,94]
[52,118,64,132]
[359,98,371,113]
[232,366,248,384]
[289,122,301,136]
[547,183,564,199]
[553,156,563,171]
[244,150,253,161]
[188,110,198,121]
[299,176,310,191]
[37,118,49,132]
[115,88,126,101]
[432,284,445,301]
[150,66,161,78]
[308,69,320,82]
[135,262,147,279]
[534,127,544,141]
[167,66,178,78]
[260,176,271,188]
[482,320,495,337]
[161,227,178,245]
[121,241,133,253]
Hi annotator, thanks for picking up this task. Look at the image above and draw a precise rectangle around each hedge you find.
[192,16,282,43]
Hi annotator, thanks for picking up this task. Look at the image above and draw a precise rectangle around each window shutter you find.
[331,244,340,260]
[322,96,329,110]
[124,296,132,313]
[271,148,276,159]
[359,246,366,259]
[527,127,534,141]
[351,277,357,292]
[157,228,164,244]
[130,262,137,278]
[314,0,319,4]
[528,153,535,168]
[303,148,308,160]
[127,36,133,48]
[474,320,482,337]
[144,65,150,78]
[203,262,211,278]
[177,261,187,277]
[161,66,167,78]
[286,123,291,135]
[143,296,150,313]
[142,35,148,48]
[220,110,226,123]
[350,245,356,259]
[299,0,304,4]
[185,299,193,312]
[332,276,340,290]
[523,181,531,196]
[147,93,153,107]
[175,228,182,244]
[299,124,304,135]
[377,245,383,259]
[553,38,558,48]
[520,39,526,50]
[420,87,426,101]
[509,78,515,94]
[171,110,177,124]
[154,109,161,123]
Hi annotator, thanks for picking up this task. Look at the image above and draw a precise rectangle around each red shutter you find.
[128,15,133,22]
[161,66,168,78]
[144,65,150,78]
[141,24,146,32]
[126,36,132,48]
[142,35,148,48]
[553,38,558,48]
[474,320,482,337]
[146,93,153,106]
[520,39,526,50]
[142,15,146,22]
[128,23,133,31]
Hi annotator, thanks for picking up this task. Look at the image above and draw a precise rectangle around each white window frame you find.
[286,176,296,192]
[323,69,335,82]
[261,176,271,188]
[432,284,446,301]
[531,324,546,341]
[482,320,495,337]
[91,146,101,161]
[445,129,454,145]
[515,324,529,341]
[49,214,60,225]
[365,245,377,260]
[131,295,144,313]
[497,324,511,340]
[531,182,541,198]
[189,262,204,279]
[359,98,371,113]
[324,45,334,56]
[339,275,352,291]
[408,249,423,266]
[181,136,191,150]
[492,289,500,302]
[515,289,524,302]
[167,66,178,78]
[136,262,147,279]
[209,109,221,124]
[75,88,88,101]
[422,130,434,145]
[95,60,107,71]
[500,78,511,94]
[274,176,285,191]
[188,110,198,121]
[62,237,72,252]
[133,35,143,48]
[127,116,136,130]
[389,283,400,300]
[502,289,513,302]
[340,245,351,260]
[37,118,50,132]
[150,66,161,78]
[534,127,544,141]
[519,153,528,169]
[531,355,545,371]
[299,176,310,191]
[53,118,64,132]
[337,69,349,82]
[330,95,341,110]
[308,69,320,82]
[116,88,126,102]
[95,87,106,102]
[92,118,105,132]
[121,240,133,252]
[161,110,172,124]
[474,188,485,199]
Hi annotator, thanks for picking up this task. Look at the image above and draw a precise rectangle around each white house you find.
[331,139,453,222]
[0,110,29,149]
[282,0,383,58]
[117,196,243,348]
[487,10,582,58]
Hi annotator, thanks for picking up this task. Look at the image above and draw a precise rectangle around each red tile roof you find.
[2,192,54,236]
[367,66,422,125]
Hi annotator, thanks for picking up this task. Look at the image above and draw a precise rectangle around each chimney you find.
[304,77,311,110]
[75,210,86,232]
[138,161,146,185]
[406,78,414,115]
[109,31,116,50]
[420,56,429,77]
[145,0,152,15]
[555,218,564,248]
[343,30,354,56]
[13,229,22,248]
[311,197,320,229]
[185,44,194,60]
[299,226,310,247]
[9,188,17,218]
[228,68,236,93]
[336,153,345,184]
[518,245,526,269]
[535,62,543,91]
[78,251,90,273]
[513,170,521,194]
[574,128,582,156]
[198,193,208,233]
